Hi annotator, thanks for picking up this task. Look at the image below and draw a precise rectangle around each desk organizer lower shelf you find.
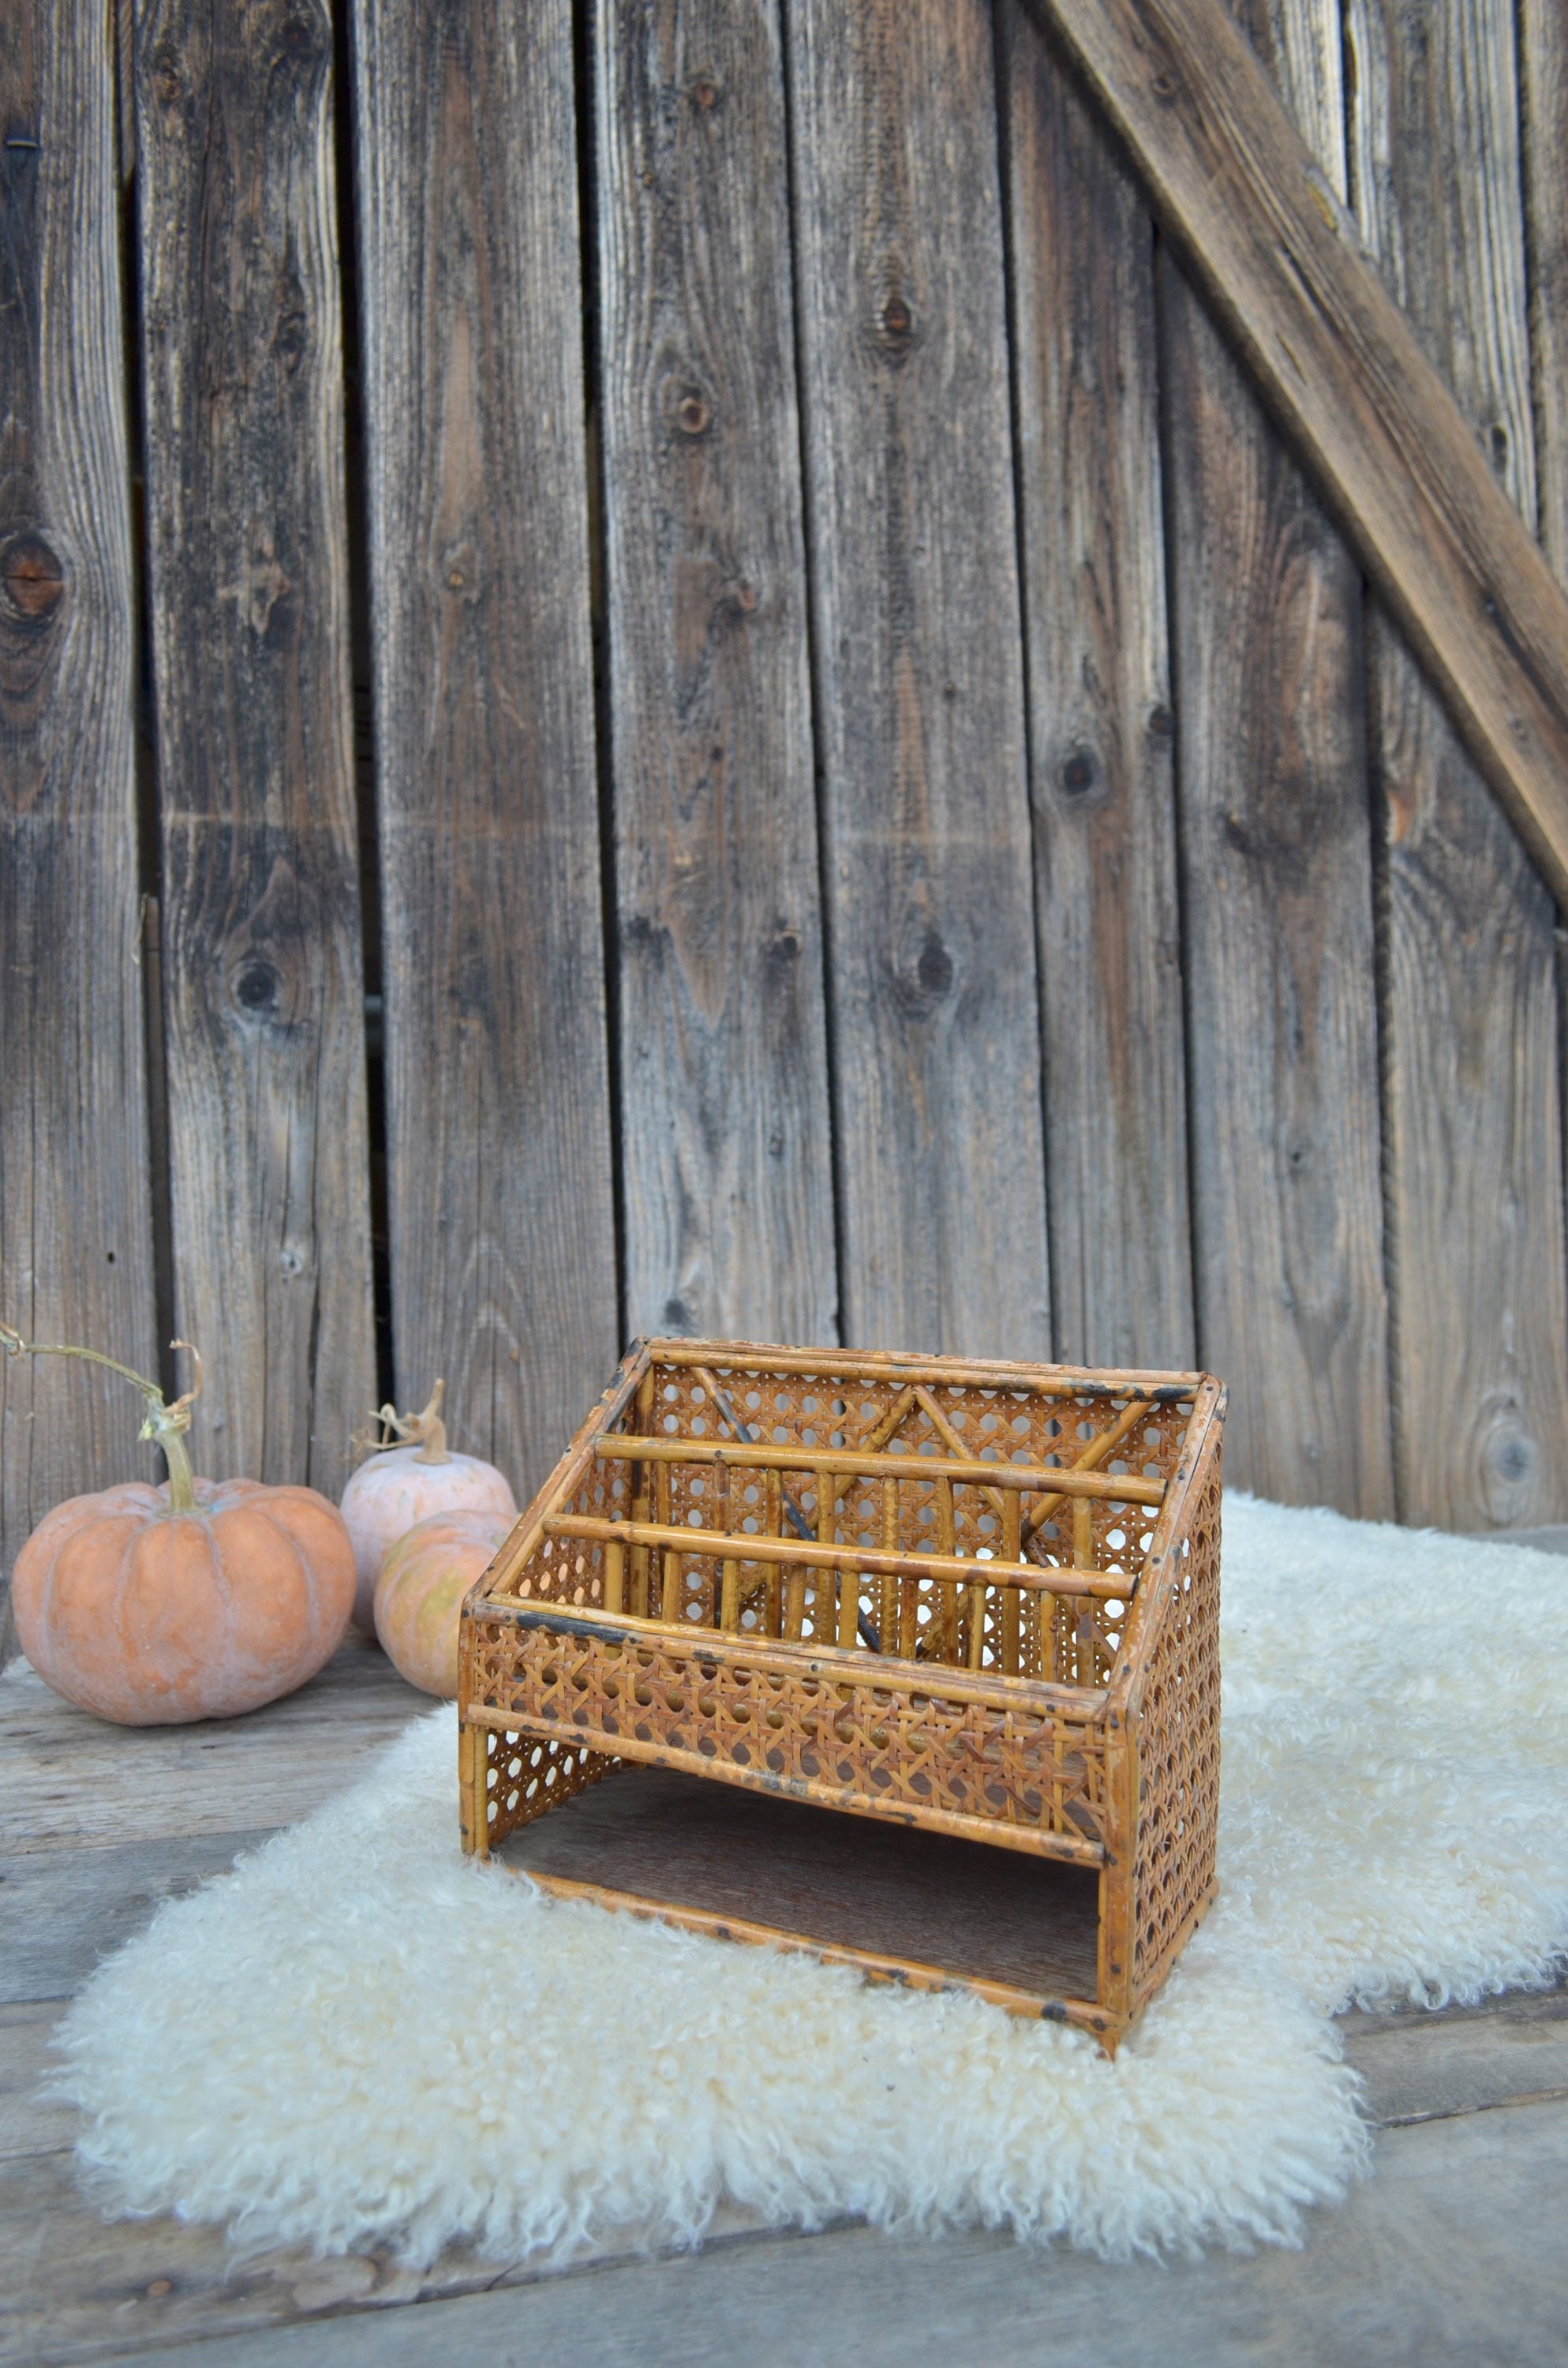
[458,1338,1226,2053]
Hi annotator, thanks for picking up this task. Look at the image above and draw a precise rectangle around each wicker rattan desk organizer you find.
[458,1339,1226,2051]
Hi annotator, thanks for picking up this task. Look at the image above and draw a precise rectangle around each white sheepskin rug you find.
[52,1495,1568,2268]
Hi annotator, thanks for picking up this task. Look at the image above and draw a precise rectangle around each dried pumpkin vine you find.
[0,1325,205,1512]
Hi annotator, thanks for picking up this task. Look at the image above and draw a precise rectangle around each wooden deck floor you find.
[4,1624,1566,2368]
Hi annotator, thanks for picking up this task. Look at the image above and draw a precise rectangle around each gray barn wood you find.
[10,0,1568,1650]
[1158,0,1393,1513]
[133,0,374,1495]
[1346,0,1568,1531]
[1523,0,1568,589]
[787,0,1052,1360]
[1025,0,1568,906]
[0,0,157,1654]
[998,1,1194,1374]
[351,0,619,1494]
[595,0,837,1346]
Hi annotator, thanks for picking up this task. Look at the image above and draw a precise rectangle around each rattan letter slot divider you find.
[458,1339,1226,2053]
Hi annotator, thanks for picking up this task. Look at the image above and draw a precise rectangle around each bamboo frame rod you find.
[883,1475,904,1655]
[693,1366,818,1542]
[720,1462,741,1632]
[934,1473,956,1667]
[645,1337,1203,1396]
[465,1643,1108,1721]
[1001,1491,1022,1676]
[657,1461,679,1622]
[595,1433,1165,1506]
[543,1512,1131,1598]
[630,1366,654,1615]
[1021,1399,1158,1538]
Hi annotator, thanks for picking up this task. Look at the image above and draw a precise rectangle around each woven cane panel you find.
[466,1613,1112,1857]
[481,1727,616,1850]
[578,1357,1193,1677]
[1130,1433,1223,2001]
[638,1360,1192,1542]
[509,1460,632,1614]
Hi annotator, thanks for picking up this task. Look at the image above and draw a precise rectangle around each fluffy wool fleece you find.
[53,1495,1568,2269]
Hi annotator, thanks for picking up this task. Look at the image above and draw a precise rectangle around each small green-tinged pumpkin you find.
[373,1506,513,1697]
[2,1326,355,1727]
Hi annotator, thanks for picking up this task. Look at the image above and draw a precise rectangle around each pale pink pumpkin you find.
[339,1381,516,1632]
[373,1507,512,1697]
[1,1325,354,1726]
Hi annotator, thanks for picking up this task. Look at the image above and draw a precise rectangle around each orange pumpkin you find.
[373,1507,512,1697]
[340,1381,516,1632]
[2,1326,355,1726]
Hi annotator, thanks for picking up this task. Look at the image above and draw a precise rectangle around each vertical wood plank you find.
[0,0,156,1639]
[352,0,619,1493]
[133,0,372,1491]
[1346,0,1568,1528]
[595,0,836,1345]
[1523,0,1568,586]
[785,0,1051,1359]
[998,0,1192,1372]
[1522,0,1568,1235]
[1158,2,1394,1511]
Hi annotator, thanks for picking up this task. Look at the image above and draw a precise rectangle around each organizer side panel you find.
[470,1613,1110,1863]
[1128,1424,1224,2007]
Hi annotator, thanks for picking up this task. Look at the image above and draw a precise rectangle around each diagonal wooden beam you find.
[1023,0,1568,911]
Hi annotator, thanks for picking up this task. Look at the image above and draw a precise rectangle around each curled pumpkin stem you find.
[350,1377,451,1467]
[0,1325,204,1513]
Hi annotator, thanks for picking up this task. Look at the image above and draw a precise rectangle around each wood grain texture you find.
[0,0,155,1643]
[1022,0,1568,911]
[1343,1986,1568,2130]
[352,0,619,1501]
[997,0,1192,1372]
[0,2145,537,2368]
[1158,6,1393,1510]
[1345,0,1568,1529]
[1521,1,1568,1368]
[18,2109,1568,2367]
[0,2138,772,2368]
[1522,0,1568,583]
[0,1637,421,1857]
[0,1829,276,2004]
[0,2002,76,2159]
[596,0,836,1347]
[1226,0,1346,179]
[503,1761,1101,1999]
[133,0,372,1493]
[786,0,1050,1358]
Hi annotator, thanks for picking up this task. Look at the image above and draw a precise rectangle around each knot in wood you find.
[689,75,720,110]
[1060,747,1098,800]
[677,390,712,437]
[1,535,65,624]
[233,960,283,1014]
[277,10,326,69]
[878,294,915,356]
[148,45,183,106]
[915,932,954,1000]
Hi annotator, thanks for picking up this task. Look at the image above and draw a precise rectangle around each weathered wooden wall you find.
[3,0,1566,1643]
